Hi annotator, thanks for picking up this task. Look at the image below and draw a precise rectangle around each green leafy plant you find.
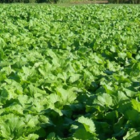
[0,4,140,140]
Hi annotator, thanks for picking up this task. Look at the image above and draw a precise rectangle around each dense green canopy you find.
[0,4,140,140]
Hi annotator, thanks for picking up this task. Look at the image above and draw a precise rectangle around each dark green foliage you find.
[0,0,58,3]
[108,0,140,4]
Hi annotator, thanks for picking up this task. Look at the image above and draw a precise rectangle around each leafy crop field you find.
[0,4,140,140]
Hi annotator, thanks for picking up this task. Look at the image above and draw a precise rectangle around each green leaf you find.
[0,114,25,139]
[94,93,113,107]
[77,116,96,133]
[55,86,77,104]
[123,128,140,140]
[73,126,98,140]
[131,99,140,112]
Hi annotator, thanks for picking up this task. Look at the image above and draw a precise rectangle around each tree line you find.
[0,0,140,4]
[108,0,140,3]
[0,0,58,3]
